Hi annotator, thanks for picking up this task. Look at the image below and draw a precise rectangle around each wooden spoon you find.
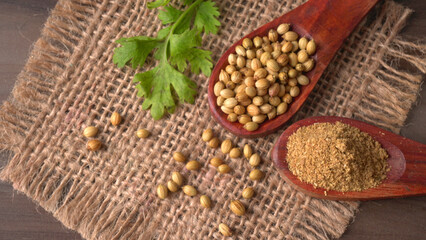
[208,0,380,138]
[272,116,426,201]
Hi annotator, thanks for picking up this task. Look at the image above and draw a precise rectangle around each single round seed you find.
[282,94,293,104]
[303,59,315,72]
[251,58,262,70]
[240,98,252,107]
[214,81,225,97]
[87,139,101,151]
[246,49,256,59]
[260,52,272,66]
[219,223,232,237]
[219,70,230,82]
[268,29,279,42]
[110,112,122,126]
[202,128,213,142]
[288,69,298,78]
[226,81,235,90]
[235,45,246,56]
[263,44,273,53]
[299,37,308,50]
[249,153,261,167]
[260,104,273,114]
[242,38,253,49]
[290,86,300,97]
[236,56,246,68]
[262,36,270,45]
[83,126,98,138]
[252,114,267,123]
[173,152,186,163]
[157,184,168,199]
[231,71,243,83]
[255,78,270,90]
[172,171,184,186]
[244,121,259,131]
[277,23,290,34]
[277,102,288,115]
[291,41,299,52]
[267,107,277,120]
[288,78,298,87]
[229,148,241,158]
[306,39,316,55]
[167,180,179,192]
[269,83,280,97]
[223,98,238,108]
[218,164,231,174]
[221,139,233,154]
[225,65,236,74]
[278,84,286,97]
[266,59,280,72]
[297,50,309,63]
[210,157,223,167]
[245,77,255,87]
[243,144,252,159]
[295,63,305,72]
[182,185,197,196]
[252,96,264,106]
[228,53,237,65]
[253,36,263,48]
[208,137,220,148]
[220,89,235,98]
[234,105,246,115]
[230,200,246,216]
[269,96,281,106]
[256,49,264,59]
[272,42,282,52]
[288,53,298,67]
[279,72,288,83]
[186,160,201,171]
[297,75,310,85]
[245,86,257,98]
[284,31,298,41]
[247,104,260,116]
[242,187,255,199]
[227,113,238,122]
[277,54,289,66]
[281,41,293,53]
[238,115,251,124]
[200,195,212,208]
[249,169,264,180]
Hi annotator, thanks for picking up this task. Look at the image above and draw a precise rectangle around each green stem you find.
[161,0,203,62]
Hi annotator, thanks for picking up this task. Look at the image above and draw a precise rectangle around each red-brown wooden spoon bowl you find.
[272,116,426,201]
[208,0,380,138]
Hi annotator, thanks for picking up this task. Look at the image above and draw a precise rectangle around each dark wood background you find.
[0,0,424,239]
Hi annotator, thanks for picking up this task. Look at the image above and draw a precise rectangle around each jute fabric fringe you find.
[0,0,425,239]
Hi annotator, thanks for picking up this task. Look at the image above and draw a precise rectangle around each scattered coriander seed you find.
[182,185,197,196]
[249,169,264,180]
[202,128,213,142]
[242,187,255,199]
[210,157,223,167]
[171,171,184,186]
[230,200,246,216]
[167,180,179,192]
[83,126,98,138]
[208,137,220,148]
[186,160,201,171]
[219,223,232,237]
[110,112,122,126]
[221,139,233,154]
[218,164,231,174]
[249,153,261,167]
[243,144,253,159]
[157,184,168,199]
[200,195,212,208]
[136,129,150,138]
[173,152,186,163]
[229,148,241,158]
[87,139,101,151]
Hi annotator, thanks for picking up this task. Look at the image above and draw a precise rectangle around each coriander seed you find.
[242,187,255,199]
[167,180,179,192]
[219,223,232,237]
[208,137,220,148]
[110,112,122,126]
[249,169,264,180]
[284,31,298,41]
[297,75,310,85]
[87,139,102,151]
[249,153,261,167]
[298,37,308,50]
[210,157,223,167]
[229,148,241,158]
[242,38,253,49]
[238,115,251,124]
[218,164,231,174]
[230,200,246,216]
[200,195,212,208]
[157,184,168,199]
[171,171,184,186]
[182,185,197,196]
[227,113,238,122]
[186,160,201,171]
[83,126,98,138]
[277,102,288,115]
[235,45,246,56]
[253,36,263,48]
[202,128,213,142]
[244,122,259,131]
[136,129,150,138]
[173,152,186,163]
[214,81,225,97]
[252,114,267,124]
[277,23,290,34]
[306,39,316,55]
[228,53,237,65]
[243,144,252,159]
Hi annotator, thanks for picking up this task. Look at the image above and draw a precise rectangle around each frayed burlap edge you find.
[0,0,424,240]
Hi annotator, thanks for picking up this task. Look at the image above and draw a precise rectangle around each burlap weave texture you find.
[0,0,425,239]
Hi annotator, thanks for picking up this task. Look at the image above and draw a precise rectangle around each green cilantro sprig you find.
[113,0,220,120]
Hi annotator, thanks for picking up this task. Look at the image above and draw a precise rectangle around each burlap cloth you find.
[0,0,425,239]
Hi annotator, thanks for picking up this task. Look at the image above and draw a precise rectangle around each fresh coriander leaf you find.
[147,0,171,9]
[134,62,197,120]
[181,0,195,5]
[194,0,220,34]
[158,6,183,25]
[187,48,213,76]
[157,25,172,39]
[113,36,159,69]
[169,29,202,71]
[173,7,196,34]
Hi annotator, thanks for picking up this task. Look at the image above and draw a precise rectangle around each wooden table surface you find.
[0,0,425,239]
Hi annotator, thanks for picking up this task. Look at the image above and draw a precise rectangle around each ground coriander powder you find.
[286,122,390,192]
